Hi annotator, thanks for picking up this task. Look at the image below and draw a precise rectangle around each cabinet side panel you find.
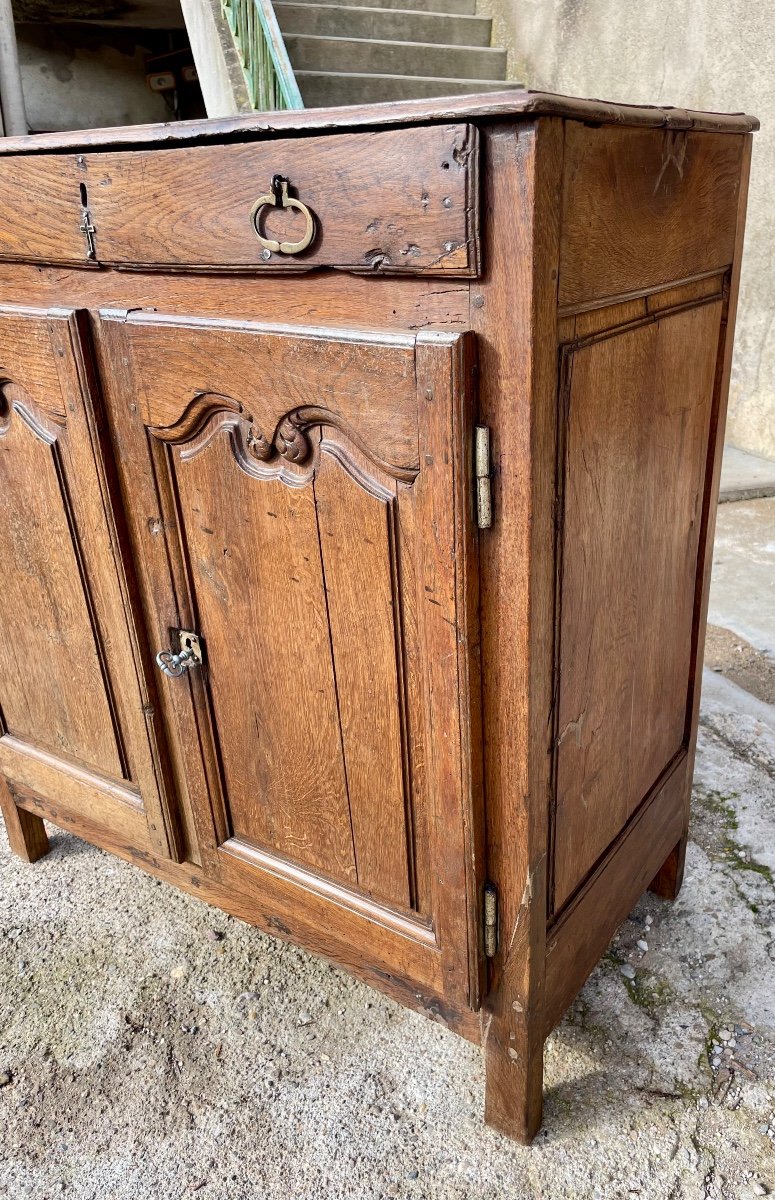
[553,300,722,910]
[559,124,743,309]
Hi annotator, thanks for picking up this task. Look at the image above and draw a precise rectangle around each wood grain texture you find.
[0,373,123,779]
[411,329,482,1009]
[0,156,91,266]
[553,301,722,911]
[544,754,686,1034]
[0,91,756,160]
[0,263,470,335]
[100,310,480,1004]
[116,311,419,475]
[0,305,181,860]
[102,310,428,906]
[314,443,412,908]
[475,119,563,1143]
[559,125,744,308]
[171,429,360,886]
[80,124,478,276]
[0,733,148,847]
[0,775,49,862]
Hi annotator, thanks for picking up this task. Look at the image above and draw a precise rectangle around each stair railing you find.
[221,0,303,111]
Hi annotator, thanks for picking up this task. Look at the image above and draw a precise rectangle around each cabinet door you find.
[100,310,483,1010]
[0,305,179,859]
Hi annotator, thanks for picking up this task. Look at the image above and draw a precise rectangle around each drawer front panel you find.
[83,124,479,275]
[0,156,92,266]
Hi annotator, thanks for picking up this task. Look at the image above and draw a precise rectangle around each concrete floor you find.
[1,501,774,1199]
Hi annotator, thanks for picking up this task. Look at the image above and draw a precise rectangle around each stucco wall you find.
[479,0,774,459]
[17,25,169,132]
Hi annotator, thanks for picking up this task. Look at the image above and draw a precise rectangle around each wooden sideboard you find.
[0,91,756,1142]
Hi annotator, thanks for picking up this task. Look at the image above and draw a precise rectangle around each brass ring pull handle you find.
[250,174,315,256]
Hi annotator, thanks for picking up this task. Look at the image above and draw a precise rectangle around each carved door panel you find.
[100,310,483,1008]
[0,305,179,858]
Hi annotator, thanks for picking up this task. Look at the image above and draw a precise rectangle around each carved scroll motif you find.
[151,392,417,484]
[0,379,66,445]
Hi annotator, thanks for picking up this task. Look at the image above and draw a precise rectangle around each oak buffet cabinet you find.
[0,91,756,1141]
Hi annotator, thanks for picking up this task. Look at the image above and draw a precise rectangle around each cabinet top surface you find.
[0,89,757,156]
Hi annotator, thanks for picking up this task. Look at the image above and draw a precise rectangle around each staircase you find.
[183,0,518,116]
[277,0,516,106]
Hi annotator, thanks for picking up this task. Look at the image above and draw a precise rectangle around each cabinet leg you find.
[0,779,50,863]
[648,833,687,901]
[483,1000,544,1143]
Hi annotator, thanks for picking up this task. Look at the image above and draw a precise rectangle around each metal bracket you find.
[483,882,498,958]
[79,209,96,260]
[156,628,205,678]
[475,425,492,529]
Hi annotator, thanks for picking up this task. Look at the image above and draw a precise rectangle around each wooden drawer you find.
[0,155,93,267]
[0,124,479,276]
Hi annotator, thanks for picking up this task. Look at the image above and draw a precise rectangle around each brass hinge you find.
[483,882,498,958]
[475,425,492,529]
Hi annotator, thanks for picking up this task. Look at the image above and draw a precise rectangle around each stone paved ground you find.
[1,499,773,1200]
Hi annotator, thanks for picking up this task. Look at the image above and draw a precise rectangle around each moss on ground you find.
[693,787,774,906]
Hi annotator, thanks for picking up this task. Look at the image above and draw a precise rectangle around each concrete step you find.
[287,0,477,13]
[285,34,507,79]
[720,445,775,503]
[296,71,520,104]
[276,3,492,47]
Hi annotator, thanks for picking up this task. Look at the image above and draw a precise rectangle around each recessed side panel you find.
[553,300,722,911]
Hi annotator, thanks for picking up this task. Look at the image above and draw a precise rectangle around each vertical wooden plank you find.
[0,777,49,863]
[651,133,755,896]
[395,481,431,916]
[314,447,412,909]
[49,311,183,862]
[94,313,220,873]
[172,433,358,885]
[413,328,481,1007]
[473,118,563,1143]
